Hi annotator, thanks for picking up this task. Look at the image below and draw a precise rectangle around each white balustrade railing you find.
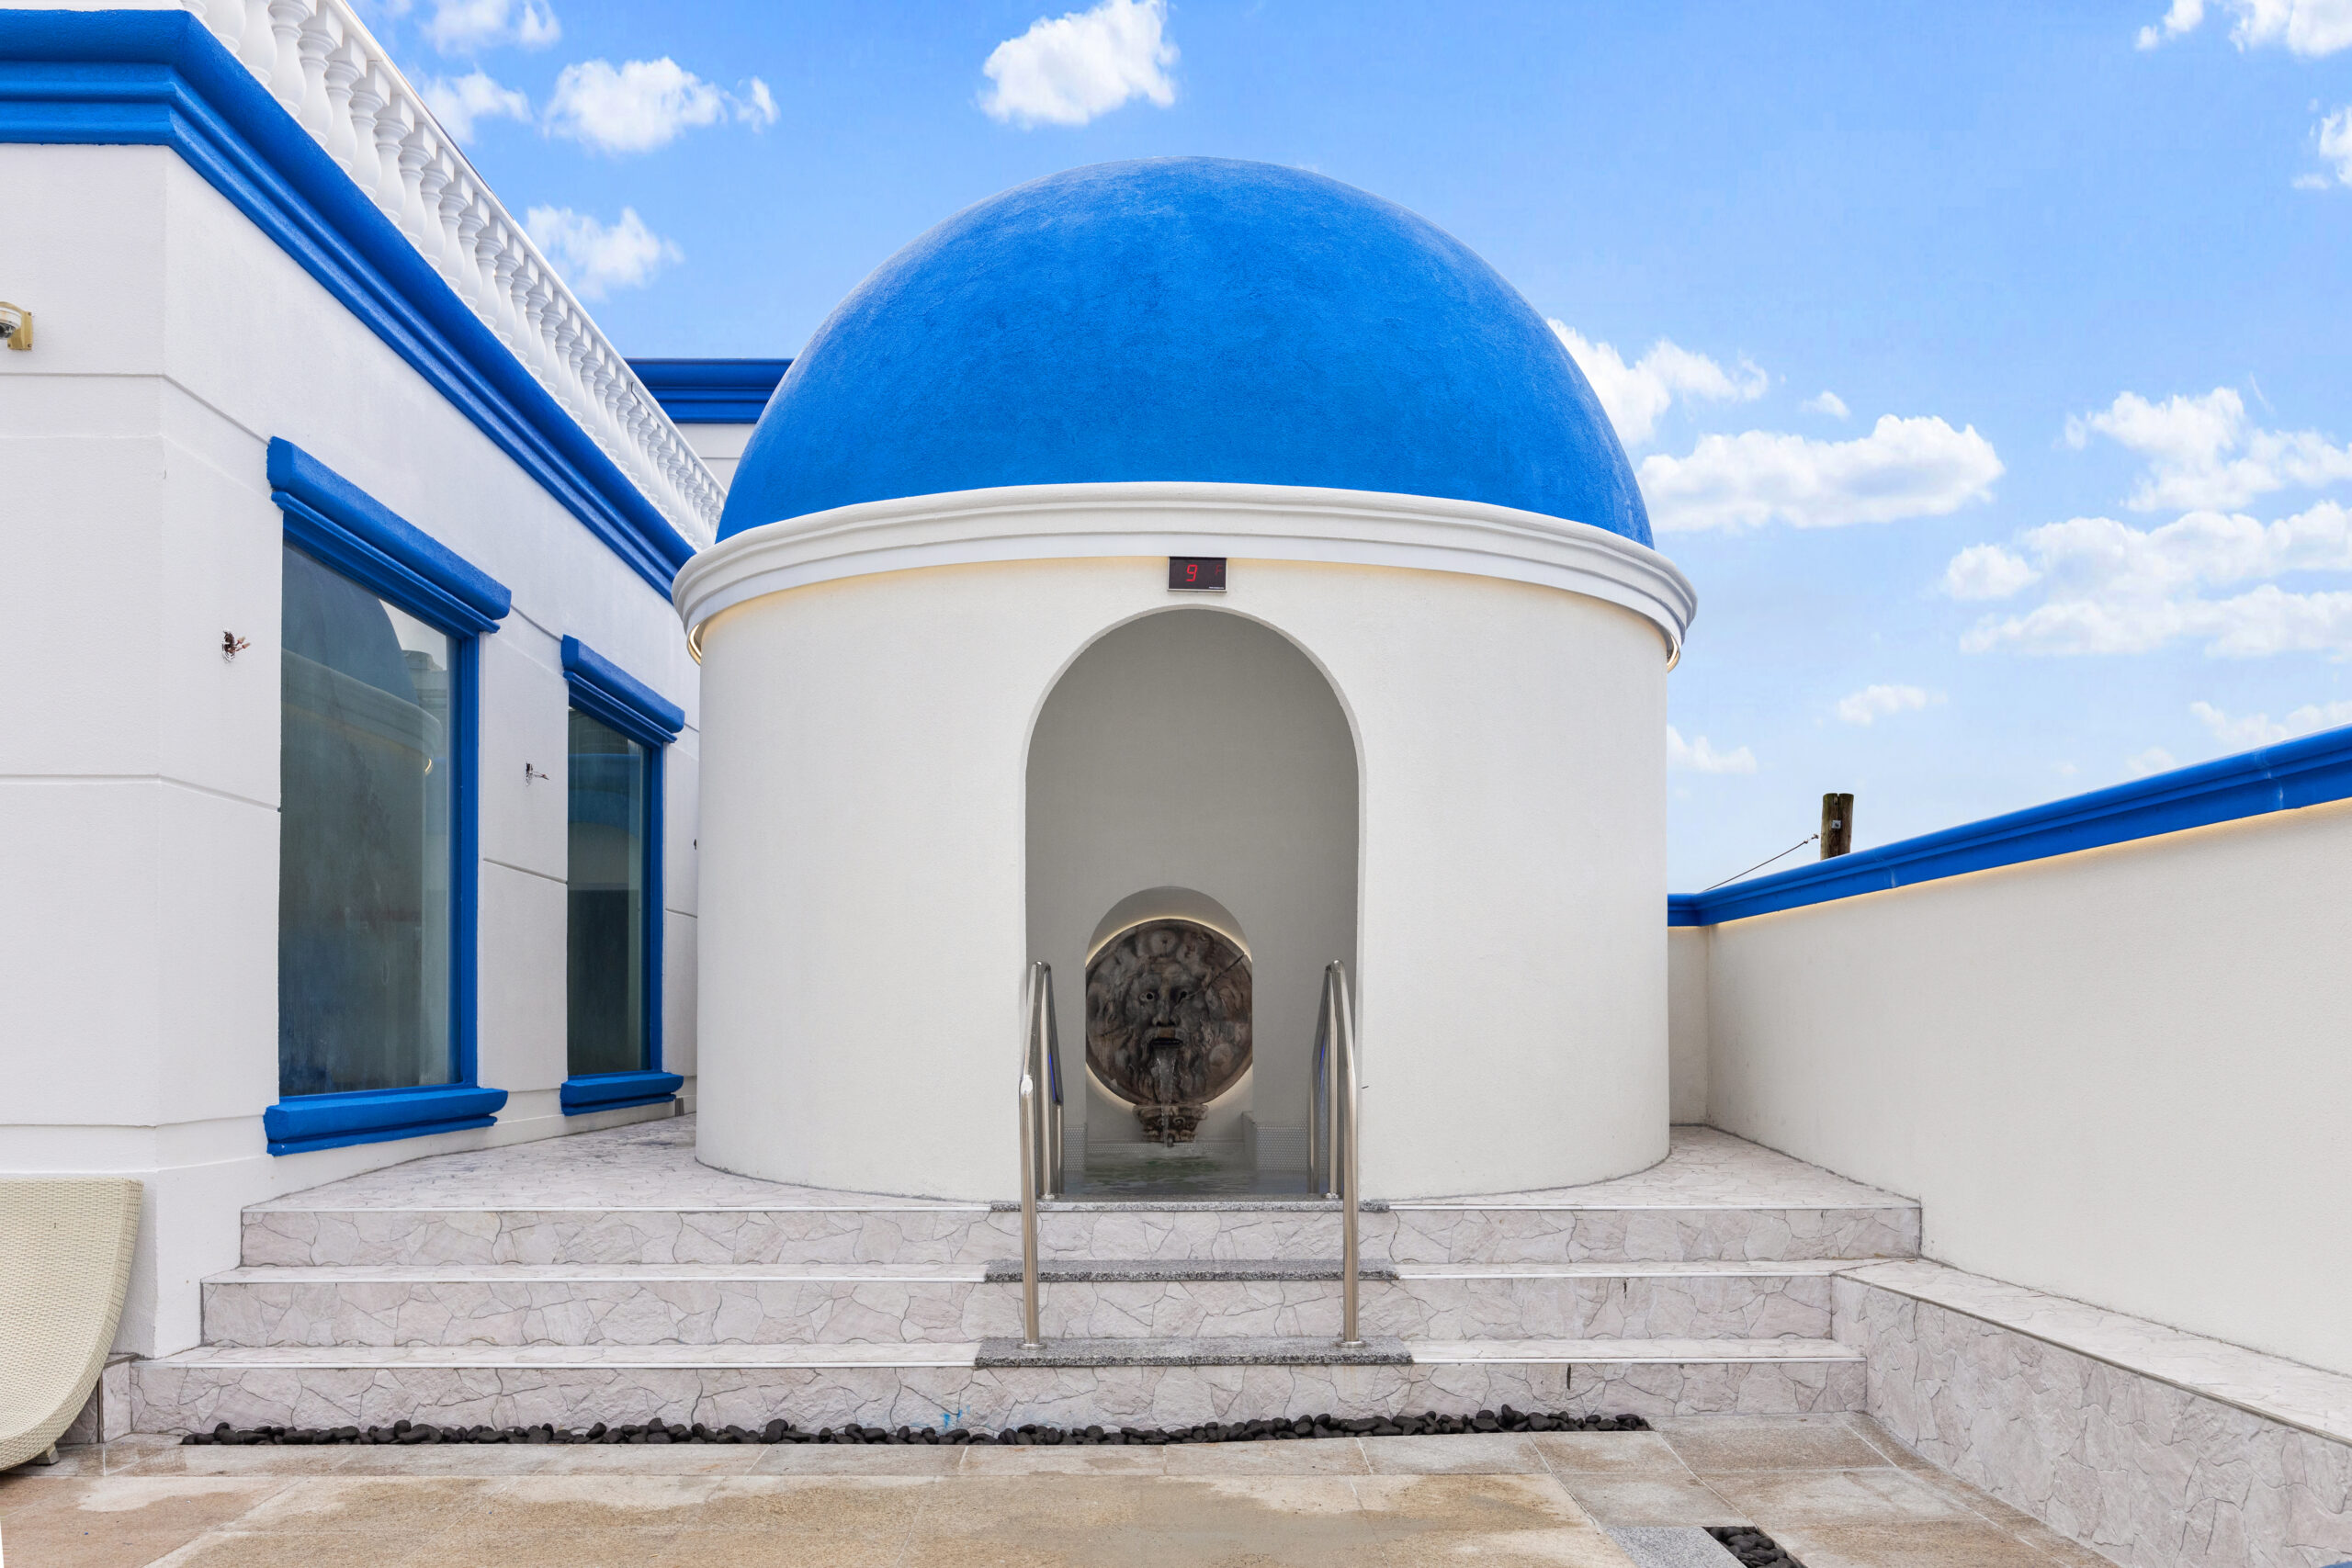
[175,0,723,547]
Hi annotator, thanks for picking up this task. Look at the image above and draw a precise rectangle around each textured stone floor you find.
[1,1415,2118,1566]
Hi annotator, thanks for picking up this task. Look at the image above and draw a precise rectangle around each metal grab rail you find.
[1311,961,1364,1348]
[1017,961,1064,1350]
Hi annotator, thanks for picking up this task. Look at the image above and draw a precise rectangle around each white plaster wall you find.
[677,423,755,494]
[0,143,700,1353]
[695,550,1668,1201]
[1025,609,1358,1154]
[1702,799,2352,1376]
[1666,925,1710,1124]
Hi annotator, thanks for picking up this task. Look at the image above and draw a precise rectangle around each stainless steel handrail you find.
[1322,961,1363,1348]
[1017,962,1056,1350]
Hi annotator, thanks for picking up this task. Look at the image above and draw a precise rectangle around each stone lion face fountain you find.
[1084,919,1251,1145]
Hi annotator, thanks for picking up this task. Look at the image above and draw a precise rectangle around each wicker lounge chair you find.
[1,1179,142,1469]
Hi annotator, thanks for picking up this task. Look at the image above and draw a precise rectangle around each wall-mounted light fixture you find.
[0,302,31,351]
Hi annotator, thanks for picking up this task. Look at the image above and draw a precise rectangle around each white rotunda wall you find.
[685,485,1681,1200]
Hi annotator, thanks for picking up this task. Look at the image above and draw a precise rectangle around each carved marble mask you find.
[1084,919,1251,1115]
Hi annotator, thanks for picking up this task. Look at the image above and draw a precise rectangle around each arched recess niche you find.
[1025,609,1359,1179]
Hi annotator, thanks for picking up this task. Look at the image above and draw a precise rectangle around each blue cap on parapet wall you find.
[718,157,1649,546]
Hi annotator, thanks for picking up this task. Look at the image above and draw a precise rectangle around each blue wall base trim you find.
[266,1084,509,1156]
[1670,721,2352,927]
[561,1071,684,1115]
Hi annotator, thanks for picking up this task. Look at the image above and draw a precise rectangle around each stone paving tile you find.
[146,1530,448,1567]
[1762,1517,2063,1567]
[8,1425,2133,1567]
[1656,1414,1892,1472]
[1359,1431,1544,1473]
[1532,1431,1694,1476]
[1702,1465,1973,1526]
[1159,1438,1371,1475]
[956,1442,1170,1474]
[225,1475,500,1533]
[0,1473,286,1531]
[687,1474,936,1534]
[1606,1524,1747,1567]
[1555,1473,1749,1528]
[752,1441,961,1475]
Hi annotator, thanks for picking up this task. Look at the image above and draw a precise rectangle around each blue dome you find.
[718,158,1650,547]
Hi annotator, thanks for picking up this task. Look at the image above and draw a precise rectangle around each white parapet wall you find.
[1,6,706,1357]
[1690,792,2352,1379]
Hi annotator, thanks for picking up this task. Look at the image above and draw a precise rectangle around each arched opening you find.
[1026,608,1359,1195]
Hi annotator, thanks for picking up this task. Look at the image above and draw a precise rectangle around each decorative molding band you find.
[0,10,704,593]
[560,634,684,746]
[271,437,511,636]
[675,480,1699,663]
[265,1083,508,1156]
[628,357,792,424]
[1670,721,2352,927]
[560,1070,684,1116]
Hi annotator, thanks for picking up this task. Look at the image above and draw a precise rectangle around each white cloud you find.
[2125,746,2180,777]
[2189,696,2352,747]
[1835,684,1941,726]
[2067,388,2352,512]
[1803,389,1849,419]
[1952,500,2352,657]
[1667,726,1758,775]
[1549,325,1767,448]
[980,0,1177,128]
[2136,0,2352,54]
[2138,0,2206,47]
[1638,415,2003,533]
[422,70,530,141]
[544,58,776,154]
[2320,107,2352,184]
[419,0,559,52]
[524,205,681,299]
[1943,542,2041,601]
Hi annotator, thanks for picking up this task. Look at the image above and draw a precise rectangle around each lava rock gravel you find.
[182,1405,1648,1448]
[1707,1525,1807,1567]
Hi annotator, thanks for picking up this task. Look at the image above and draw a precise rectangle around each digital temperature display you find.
[1168,557,1227,592]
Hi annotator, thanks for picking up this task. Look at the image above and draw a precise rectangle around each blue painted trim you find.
[265,1083,508,1156]
[1670,723,2352,927]
[273,449,500,1155]
[644,745,667,1074]
[0,11,694,595]
[451,634,482,1089]
[560,1070,684,1114]
[271,439,511,636]
[560,635,684,745]
[562,637,672,1076]
[628,357,791,423]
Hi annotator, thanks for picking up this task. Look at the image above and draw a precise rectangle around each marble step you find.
[974,1335,1413,1368]
[199,1259,1845,1348]
[130,1337,1864,1434]
[240,1196,1918,1269]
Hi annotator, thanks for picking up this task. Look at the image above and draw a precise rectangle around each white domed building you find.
[676,158,1695,1202]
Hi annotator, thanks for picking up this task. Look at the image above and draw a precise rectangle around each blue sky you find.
[371,0,2352,888]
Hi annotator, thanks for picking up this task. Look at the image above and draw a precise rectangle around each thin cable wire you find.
[1702,833,1819,893]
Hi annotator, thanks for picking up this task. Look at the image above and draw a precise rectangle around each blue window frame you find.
[558,636,685,1115]
[264,438,512,1155]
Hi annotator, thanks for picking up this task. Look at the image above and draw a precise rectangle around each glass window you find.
[567,710,649,1077]
[278,544,455,1097]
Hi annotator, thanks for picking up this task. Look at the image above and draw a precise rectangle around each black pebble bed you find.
[1707,1525,1806,1567]
[183,1406,1648,1447]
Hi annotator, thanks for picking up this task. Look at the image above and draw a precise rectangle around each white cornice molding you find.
[674,482,1698,663]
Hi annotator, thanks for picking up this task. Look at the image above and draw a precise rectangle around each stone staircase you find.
[128,1120,1920,1434]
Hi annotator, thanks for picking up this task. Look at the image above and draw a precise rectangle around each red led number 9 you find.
[1184,563,1199,582]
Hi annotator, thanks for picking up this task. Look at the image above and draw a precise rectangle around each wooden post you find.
[1820,793,1854,858]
